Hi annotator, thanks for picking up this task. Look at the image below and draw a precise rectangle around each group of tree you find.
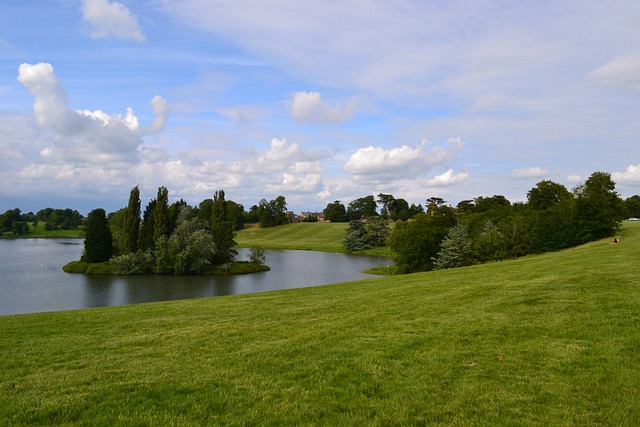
[330,172,635,273]
[1,207,85,236]
[0,209,30,236]
[85,186,242,274]
[385,172,632,273]
[36,208,84,230]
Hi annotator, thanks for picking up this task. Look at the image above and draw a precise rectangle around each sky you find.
[1,0,640,215]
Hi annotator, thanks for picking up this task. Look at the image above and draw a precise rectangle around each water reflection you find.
[0,239,391,315]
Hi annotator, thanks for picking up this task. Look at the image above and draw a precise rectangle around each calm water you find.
[0,239,392,316]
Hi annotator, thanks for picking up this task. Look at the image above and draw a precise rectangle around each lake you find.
[0,238,392,316]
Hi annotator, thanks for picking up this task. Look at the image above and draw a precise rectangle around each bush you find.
[63,261,112,274]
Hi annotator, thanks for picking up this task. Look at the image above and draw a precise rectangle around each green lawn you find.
[26,222,84,238]
[236,222,394,256]
[1,222,639,425]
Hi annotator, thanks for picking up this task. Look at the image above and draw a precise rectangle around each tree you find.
[211,189,237,264]
[527,180,576,252]
[249,246,266,265]
[433,223,472,270]
[323,201,348,222]
[472,221,507,263]
[122,186,141,254]
[82,208,113,263]
[138,199,156,251]
[365,216,391,247]
[388,198,410,221]
[347,195,377,220]
[377,193,395,218]
[388,214,442,273]
[153,186,170,243]
[574,172,626,243]
[258,196,288,227]
[625,195,640,218]
[343,220,372,251]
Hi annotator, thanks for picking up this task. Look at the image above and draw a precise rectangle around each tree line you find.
[335,172,636,274]
[82,187,288,274]
[0,208,84,236]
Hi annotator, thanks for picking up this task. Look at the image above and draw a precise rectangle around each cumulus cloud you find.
[344,137,464,179]
[81,0,145,42]
[427,169,469,186]
[17,62,167,164]
[290,91,359,124]
[254,138,328,172]
[511,166,548,179]
[590,53,640,92]
[566,174,582,184]
[612,164,640,183]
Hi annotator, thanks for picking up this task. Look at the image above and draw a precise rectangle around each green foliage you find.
[574,172,627,243]
[388,214,441,273]
[63,260,112,274]
[364,216,390,247]
[258,196,288,227]
[0,208,30,236]
[343,220,371,251]
[122,186,141,254]
[323,200,348,222]
[625,195,640,218]
[153,186,170,243]
[36,208,83,230]
[248,246,266,265]
[211,189,237,264]
[347,195,377,220]
[110,250,154,275]
[82,208,112,263]
[205,261,270,274]
[433,223,472,270]
[138,199,156,251]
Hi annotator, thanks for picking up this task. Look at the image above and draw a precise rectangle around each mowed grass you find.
[26,222,84,238]
[236,222,394,256]
[1,222,639,425]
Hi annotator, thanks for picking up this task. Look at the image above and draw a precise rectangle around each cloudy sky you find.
[1,0,640,215]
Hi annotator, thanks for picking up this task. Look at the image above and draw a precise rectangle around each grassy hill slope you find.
[236,222,393,256]
[1,222,639,425]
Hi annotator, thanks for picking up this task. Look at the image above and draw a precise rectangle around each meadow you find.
[236,222,394,256]
[26,222,84,238]
[1,222,638,425]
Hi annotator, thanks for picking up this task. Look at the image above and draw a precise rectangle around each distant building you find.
[300,211,325,221]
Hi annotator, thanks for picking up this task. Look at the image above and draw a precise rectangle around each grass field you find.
[26,222,84,238]
[1,222,639,425]
[236,222,394,256]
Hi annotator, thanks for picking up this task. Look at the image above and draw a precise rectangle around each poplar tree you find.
[83,208,113,263]
[211,189,237,264]
[153,186,169,244]
[122,186,141,254]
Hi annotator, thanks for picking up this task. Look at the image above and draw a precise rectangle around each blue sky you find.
[1,0,640,215]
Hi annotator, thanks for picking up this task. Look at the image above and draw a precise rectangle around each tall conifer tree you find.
[122,186,141,254]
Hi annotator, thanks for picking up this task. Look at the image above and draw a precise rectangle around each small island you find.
[64,187,269,275]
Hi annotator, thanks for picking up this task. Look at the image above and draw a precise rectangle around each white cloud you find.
[427,169,469,186]
[267,173,323,193]
[81,0,145,42]
[511,167,548,179]
[344,137,464,178]
[590,53,640,92]
[612,164,640,183]
[566,174,582,184]
[291,91,359,124]
[17,63,167,164]
[140,95,170,135]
